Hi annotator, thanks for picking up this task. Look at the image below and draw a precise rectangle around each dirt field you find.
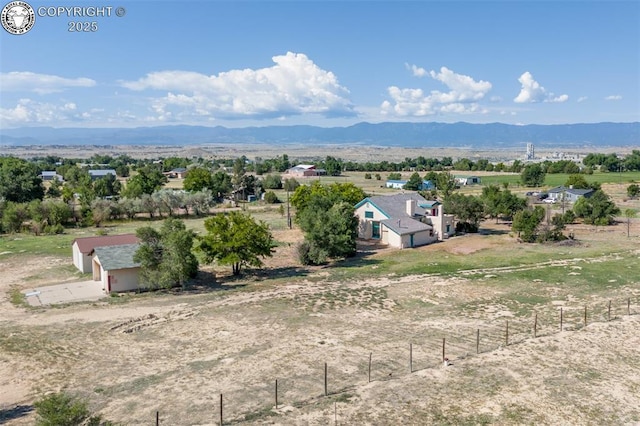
[1,217,639,425]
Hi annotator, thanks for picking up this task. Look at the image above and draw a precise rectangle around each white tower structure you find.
[526,143,535,160]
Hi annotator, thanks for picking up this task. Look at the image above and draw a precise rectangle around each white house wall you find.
[355,202,388,239]
[103,268,140,293]
[72,242,92,273]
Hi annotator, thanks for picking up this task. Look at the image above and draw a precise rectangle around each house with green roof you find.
[92,243,141,293]
[354,193,455,249]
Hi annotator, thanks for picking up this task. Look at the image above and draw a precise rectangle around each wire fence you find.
[149,296,638,425]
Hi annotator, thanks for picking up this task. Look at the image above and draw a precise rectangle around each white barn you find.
[92,244,141,293]
[72,234,139,273]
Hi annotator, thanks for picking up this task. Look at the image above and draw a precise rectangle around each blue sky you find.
[1,0,638,128]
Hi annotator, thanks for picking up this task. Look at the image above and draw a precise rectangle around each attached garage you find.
[92,244,141,293]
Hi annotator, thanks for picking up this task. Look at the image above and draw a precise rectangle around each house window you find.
[446,224,451,233]
[372,221,381,239]
[365,211,374,219]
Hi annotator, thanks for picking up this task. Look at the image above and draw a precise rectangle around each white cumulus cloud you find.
[513,72,568,103]
[577,96,588,103]
[605,95,622,101]
[120,52,355,120]
[0,71,95,94]
[0,98,89,127]
[405,63,427,77]
[381,66,492,117]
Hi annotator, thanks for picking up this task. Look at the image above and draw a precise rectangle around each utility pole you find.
[287,189,292,229]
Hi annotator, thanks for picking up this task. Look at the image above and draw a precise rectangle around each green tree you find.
[1,202,29,233]
[122,166,167,198]
[403,172,423,190]
[435,172,456,198]
[211,170,233,200]
[624,209,636,237]
[512,206,545,242]
[283,177,300,192]
[627,183,640,199]
[0,157,45,202]
[564,174,590,189]
[183,167,214,192]
[443,193,485,232]
[263,174,283,189]
[520,164,546,187]
[324,156,342,176]
[134,218,198,289]
[388,172,402,181]
[93,173,121,198]
[46,176,63,198]
[199,212,275,275]
[297,197,358,264]
[573,190,620,225]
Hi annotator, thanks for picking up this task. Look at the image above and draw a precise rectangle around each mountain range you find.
[1,122,638,148]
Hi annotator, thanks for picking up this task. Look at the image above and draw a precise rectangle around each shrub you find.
[364,173,372,179]
[44,224,65,235]
[297,240,328,265]
[263,191,279,204]
[34,392,113,426]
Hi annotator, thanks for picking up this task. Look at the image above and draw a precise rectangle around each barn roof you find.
[72,234,139,254]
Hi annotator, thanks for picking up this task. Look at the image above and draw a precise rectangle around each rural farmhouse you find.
[547,186,595,203]
[355,193,455,249]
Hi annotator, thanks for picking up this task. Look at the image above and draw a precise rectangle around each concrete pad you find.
[23,280,105,306]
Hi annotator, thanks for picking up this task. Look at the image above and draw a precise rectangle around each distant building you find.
[385,180,435,190]
[165,167,188,179]
[526,143,535,160]
[454,175,481,186]
[286,164,326,177]
[547,186,595,203]
[40,171,64,182]
[88,169,116,180]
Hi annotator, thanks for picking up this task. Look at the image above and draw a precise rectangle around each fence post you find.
[534,313,537,338]
[560,307,563,331]
[628,298,631,316]
[476,329,480,354]
[608,300,612,321]
[156,411,159,426]
[442,338,446,363]
[220,393,223,426]
[505,320,509,346]
[409,343,413,373]
[275,379,278,409]
[368,352,372,383]
[324,363,328,396]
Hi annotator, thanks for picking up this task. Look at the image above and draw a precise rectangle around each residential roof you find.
[41,171,58,176]
[171,167,187,173]
[88,169,116,177]
[381,218,432,236]
[291,164,315,170]
[356,193,437,219]
[93,244,141,270]
[548,186,594,196]
[386,180,408,184]
[72,234,139,254]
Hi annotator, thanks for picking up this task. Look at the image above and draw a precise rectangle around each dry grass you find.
[1,219,639,425]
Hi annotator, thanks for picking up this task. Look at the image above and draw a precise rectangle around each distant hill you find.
[1,122,638,148]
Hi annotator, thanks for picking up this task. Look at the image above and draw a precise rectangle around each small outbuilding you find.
[72,234,139,273]
[92,244,141,293]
